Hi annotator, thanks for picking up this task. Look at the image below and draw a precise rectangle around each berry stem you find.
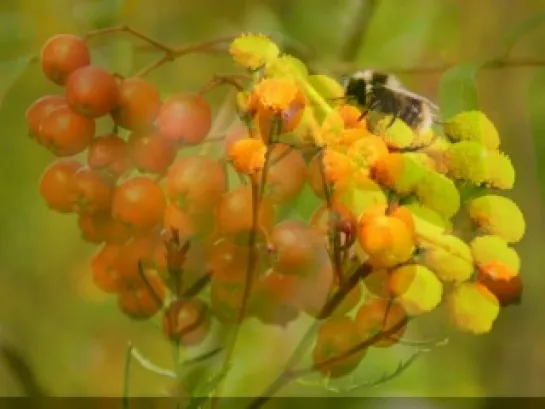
[84,24,175,54]
[211,120,278,405]
[317,149,344,286]
[122,342,133,409]
[246,263,373,409]
[134,35,236,77]
[199,73,249,94]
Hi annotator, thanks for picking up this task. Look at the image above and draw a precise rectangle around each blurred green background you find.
[1,0,545,403]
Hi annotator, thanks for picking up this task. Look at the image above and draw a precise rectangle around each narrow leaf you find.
[501,12,545,57]
[438,60,486,119]
[0,55,33,106]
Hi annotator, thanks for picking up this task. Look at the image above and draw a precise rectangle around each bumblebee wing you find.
[377,83,440,112]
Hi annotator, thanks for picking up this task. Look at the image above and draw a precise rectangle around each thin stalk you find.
[122,342,134,409]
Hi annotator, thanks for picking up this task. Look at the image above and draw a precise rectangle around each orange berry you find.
[39,159,82,213]
[162,298,211,345]
[26,95,67,141]
[69,168,113,215]
[39,105,95,156]
[355,298,407,347]
[112,176,166,230]
[117,270,166,320]
[112,77,161,131]
[166,156,226,215]
[87,133,131,179]
[66,65,119,118]
[40,34,90,86]
[477,261,523,307]
[128,131,176,175]
[158,93,212,145]
[312,316,366,378]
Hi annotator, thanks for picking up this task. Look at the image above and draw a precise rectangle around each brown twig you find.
[84,24,174,54]
[135,35,236,77]
[317,149,344,285]
[200,74,248,94]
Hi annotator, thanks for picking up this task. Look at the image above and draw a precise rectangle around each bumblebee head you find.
[344,75,368,106]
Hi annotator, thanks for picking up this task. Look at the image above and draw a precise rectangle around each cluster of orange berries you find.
[27,31,526,382]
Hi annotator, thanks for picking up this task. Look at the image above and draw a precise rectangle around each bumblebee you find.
[342,69,439,134]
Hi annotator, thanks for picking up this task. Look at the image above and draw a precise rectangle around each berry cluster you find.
[26,30,526,395]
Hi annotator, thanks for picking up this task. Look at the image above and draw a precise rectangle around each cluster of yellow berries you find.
[227,33,524,336]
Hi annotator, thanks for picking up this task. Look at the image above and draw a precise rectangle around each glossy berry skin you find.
[166,156,226,215]
[69,168,113,215]
[87,134,131,179]
[312,316,366,378]
[40,34,90,86]
[39,105,95,156]
[162,298,211,345]
[112,77,161,131]
[39,159,82,213]
[157,93,212,145]
[117,271,166,320]
[26,95,67,142]
[112,176,166,231]
[128,131,176,175]
[66,65,119,118]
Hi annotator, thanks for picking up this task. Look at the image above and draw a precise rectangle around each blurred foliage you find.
[1,0,545,406]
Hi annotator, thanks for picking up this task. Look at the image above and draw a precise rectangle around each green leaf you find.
[0,54,33,106]
[528,70,545,196]
[500,12,545,57]
[438,60,486,119]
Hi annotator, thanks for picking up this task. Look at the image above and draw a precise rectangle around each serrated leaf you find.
[0,55,33,106]
[501,12,545,57]
[438,60,486,119]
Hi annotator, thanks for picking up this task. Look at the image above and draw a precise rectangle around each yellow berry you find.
[470,235,520,273]
[418,235,473,283]
[467,195,525,243]
[447,282,500,334]
[388,264,443,315]
[444,111,500,150]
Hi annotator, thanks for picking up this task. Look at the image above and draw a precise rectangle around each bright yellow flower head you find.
[405,201,453,234]
[347,134,389,170]
[470,235,521,273]
[253,77,301,114]
[485,150,515,190]
[415,171,460,219]
[228,137,266,174]
[230,33,280,70]
[264,54,308,78]
[374,153,428,196]
[336,173,387,218]
[444,110,500,150]
[421,136,451,174]
[447,282,500,334]
[321,148,355,188]
[374,116,415,149]
[418,235,474,283]
[447,141,489,184]
[468,195,525,243]
[388,264,443,315]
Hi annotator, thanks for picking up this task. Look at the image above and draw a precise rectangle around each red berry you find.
[166,156,226,215]
[40,34,90,86]
[39,159,82,213]
[117,270,166,320]
[112,77,161,131]
[69,168,113,215]
[260,144,307,204]
[162,298,211,345]
[312,316,366,378]
[87,133,131,179]
[112,176,166,230]
[26,95,67,142]
[477,261,523,307]
[216,186,274,236]
[128,131,176,175]
[91,243,123,293]
[39,105,95,156]
[66,65,119,118]
[157,93,212,145]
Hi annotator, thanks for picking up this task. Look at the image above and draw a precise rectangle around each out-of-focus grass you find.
[0,0,544,402]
